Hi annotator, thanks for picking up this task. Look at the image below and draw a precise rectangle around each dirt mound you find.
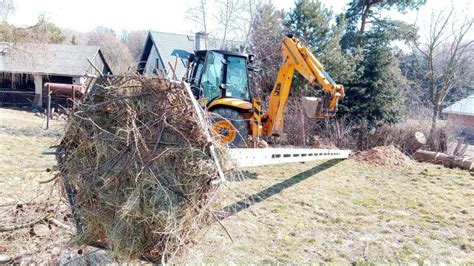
[351,145,416,168]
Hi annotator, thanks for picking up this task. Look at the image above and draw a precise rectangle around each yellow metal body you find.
[264,35,345,136]
[208,98,253,110]
[207,35,344,144]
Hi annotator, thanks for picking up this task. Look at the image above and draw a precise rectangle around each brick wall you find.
[448,113,474,134]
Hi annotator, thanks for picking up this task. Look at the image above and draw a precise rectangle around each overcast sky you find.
[7,0,473,40]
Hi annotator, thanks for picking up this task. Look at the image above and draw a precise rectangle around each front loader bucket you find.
[302,97,324,118]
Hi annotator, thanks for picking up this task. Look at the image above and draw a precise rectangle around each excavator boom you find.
[264,35,345,136]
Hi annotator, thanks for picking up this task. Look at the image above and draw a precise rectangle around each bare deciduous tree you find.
[87,27,134,74]
[186,0,209,49]
[215,0,245,49]
[248,3,285,96]
[62,28,89,45]
[239,0,257,51]
[122,30,147,61]
[0,0,14,21]
[412,8,474,149]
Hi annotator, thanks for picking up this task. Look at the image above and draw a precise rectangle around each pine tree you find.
[337,0,426,128]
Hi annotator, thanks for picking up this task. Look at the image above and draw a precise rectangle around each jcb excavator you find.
[185,34,345,147]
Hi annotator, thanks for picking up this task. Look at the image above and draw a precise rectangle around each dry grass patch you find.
[179,160,473,264]
[0,108,70,263]
[0,108,64,137]
[0,108,472,264]
[0,107,64,203]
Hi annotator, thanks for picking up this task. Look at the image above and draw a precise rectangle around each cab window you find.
[191,59,204,85]
[190,59,204,98]
[201,51,224,101]
[225,56,250,100]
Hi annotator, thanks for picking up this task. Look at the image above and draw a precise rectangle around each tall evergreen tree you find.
[286,0,333,54]
[286,0,361,97]
[337,0,426,128]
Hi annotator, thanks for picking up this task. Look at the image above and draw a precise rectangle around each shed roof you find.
[442,95,474,116]
[0,42,111,76]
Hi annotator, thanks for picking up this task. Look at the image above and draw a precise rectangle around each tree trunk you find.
[430,104,440,134]
[300,105,306,146]
[414,150,473,171]
[359,0,383,33]
[360,5,370,33]
[427,104,441,150]
[403,131,426,155]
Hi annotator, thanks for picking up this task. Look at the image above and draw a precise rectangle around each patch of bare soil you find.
[350,145,417,168]
[0,202,75,264]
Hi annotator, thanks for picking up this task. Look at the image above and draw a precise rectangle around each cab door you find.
[200,51,225,103]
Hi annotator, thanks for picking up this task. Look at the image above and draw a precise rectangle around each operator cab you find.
[186,50,255,106]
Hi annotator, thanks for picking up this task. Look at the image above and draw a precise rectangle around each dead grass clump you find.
[350,145,416,168]
[57,75,226,262]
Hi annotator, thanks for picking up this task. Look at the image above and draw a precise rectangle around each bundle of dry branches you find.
[57,74,227,262]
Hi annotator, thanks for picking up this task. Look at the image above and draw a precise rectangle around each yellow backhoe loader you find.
[185,34,345,147]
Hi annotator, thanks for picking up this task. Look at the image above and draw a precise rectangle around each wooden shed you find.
[0,42,112,108]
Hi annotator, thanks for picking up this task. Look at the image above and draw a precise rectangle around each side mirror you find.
[248,66,262,73]
[248,54,256,64]
[219,84,228,90]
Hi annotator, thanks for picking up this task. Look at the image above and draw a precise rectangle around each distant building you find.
[442,95,474,141]
[137,31,242,80]
[0,42,112,108]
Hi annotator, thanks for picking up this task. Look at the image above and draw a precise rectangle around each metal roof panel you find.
[442,95,474,116]
[0,42,103,76]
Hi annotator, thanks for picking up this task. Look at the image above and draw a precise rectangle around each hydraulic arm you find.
[263,34,345,136]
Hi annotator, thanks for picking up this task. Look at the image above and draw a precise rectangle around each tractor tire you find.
[211,108,248,148]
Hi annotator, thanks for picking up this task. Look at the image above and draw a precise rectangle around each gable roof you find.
[0,42,112,76]
[138,31,243,79]
[151,31,195,78]
[442,95,474,116]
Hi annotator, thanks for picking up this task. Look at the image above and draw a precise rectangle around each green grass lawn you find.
[0,108,472,264]
[178,159,473,263]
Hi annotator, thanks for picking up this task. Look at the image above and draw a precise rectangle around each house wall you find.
[72,76,85,85]
[91,54,109,75]
[144,45,165,76]
[447,113,474,135]
[81,53,111,77]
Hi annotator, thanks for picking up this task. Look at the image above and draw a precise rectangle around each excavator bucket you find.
[302,97,329,119]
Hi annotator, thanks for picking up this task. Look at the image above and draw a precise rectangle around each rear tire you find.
[211,108,248,148]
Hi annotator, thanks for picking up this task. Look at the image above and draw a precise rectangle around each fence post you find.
[46,91,51,130]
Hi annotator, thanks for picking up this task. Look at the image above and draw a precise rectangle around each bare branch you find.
[411,7,474,146]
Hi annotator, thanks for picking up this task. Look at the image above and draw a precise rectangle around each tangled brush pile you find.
[57,75,226,262]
